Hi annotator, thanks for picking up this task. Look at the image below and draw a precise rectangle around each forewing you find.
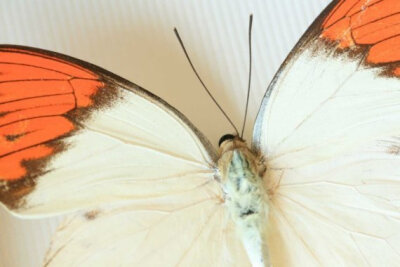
[253,1,400,266]
[0,46,217,216]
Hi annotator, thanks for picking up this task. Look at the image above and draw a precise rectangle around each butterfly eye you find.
[218,134,235,147]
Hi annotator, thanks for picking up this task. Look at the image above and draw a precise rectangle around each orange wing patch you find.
[0,48,104,184]
[321,0,400,73]
[0,117,74,180]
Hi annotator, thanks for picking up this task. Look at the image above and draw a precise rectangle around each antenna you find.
[240,14,253,138]
[174,28,240,136]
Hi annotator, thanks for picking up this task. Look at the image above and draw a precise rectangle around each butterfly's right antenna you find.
[240,14,253,138]
[174,28,240,136]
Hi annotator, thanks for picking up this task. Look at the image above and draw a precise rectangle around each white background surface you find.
[0,1,330,266]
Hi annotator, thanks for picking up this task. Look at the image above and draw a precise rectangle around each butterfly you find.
[1,0,400,266]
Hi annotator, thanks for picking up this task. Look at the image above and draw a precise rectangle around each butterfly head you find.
[218,134,246,153]
[218,134,235,147]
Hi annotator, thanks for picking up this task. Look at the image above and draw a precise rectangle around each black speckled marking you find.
[240,208,256,218]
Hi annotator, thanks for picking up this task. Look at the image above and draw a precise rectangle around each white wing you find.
[0,46,251,266]
[0,46,217,217]
[44,190,249,266]
[253,1,400,266]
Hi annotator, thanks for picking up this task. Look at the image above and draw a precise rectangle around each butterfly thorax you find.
[217,137,270,267]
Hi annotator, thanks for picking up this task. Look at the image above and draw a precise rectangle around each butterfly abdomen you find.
[218,140,270,267]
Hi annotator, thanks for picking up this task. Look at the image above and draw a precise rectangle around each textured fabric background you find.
[0,1,330,266]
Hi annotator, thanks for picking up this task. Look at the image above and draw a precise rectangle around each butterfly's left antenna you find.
[174,28,240,136]
[240,14,253,138]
